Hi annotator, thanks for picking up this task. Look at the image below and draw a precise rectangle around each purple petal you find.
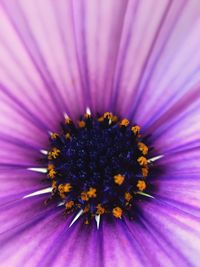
[0,196,70,267]
[152,174,200,217]
[0,0,131,119]
[0,195,58,233]
[0,1,200,267]
[146,83,200,153]
[0,140,46,168]
[0,0,85,124]
[1,196,199,267]
[69,0,128,112]
[136,200,200,266]
[0,91,50,168]
[37,217,147,267]
[0,169,48,205]
[150,148,200,216]
[110,0,200,133]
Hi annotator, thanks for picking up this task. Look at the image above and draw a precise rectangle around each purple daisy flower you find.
[0,0,200,266]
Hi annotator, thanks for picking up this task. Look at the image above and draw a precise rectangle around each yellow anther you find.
[81,192,89,201]
[48,153,52,160]
[60,193,66,199]
[138,142,148,155]
[103,112,112,120]
[78,120,86,128]
[63,183,72,193]
[47,164,54,171]
[112,115,118,122]
[98,116,104,122]
[137,156,148,166]
[50,148,60,159]
[114,174,125,185]
[65,117,71,124]
[65,201,74,209]
[120,119,129,127]
[48,169,56,179]
[100,113,118,123]
[112,207,123,218]
[58,184,64,193]
[137,180,146,191]
[141,167,148,177]
[85,219,89,225]
[65,133,71,140]
[124,192,133,202]
[52,180,57,189]
[131,125,141,135]
[87,187,97,198]
[83,205,90,213]
[96,204,105,215]
[51,133,59,139]
[84,113,91,119]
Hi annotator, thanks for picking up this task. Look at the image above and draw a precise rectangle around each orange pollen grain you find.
[112,115,118,122]
[112,207,123,218]
[87,187,97,198]
[142,167,148,177]
[96,204,105,215]
[65,133,71,140]
[124,192,133,201]
[58,184,64,193]
[78,121,86,128]
[97,116,104,122]
[103,112,112,120]
[114,174,125,185]
[120,118,129,127]
[131,125,141,135]
[84,113,91,119]
[81,192,89,201]
[63,183,72,193]
[137,156,148,166]
[48,169,56,179]
[65,201,74,209]
[137,180,146,191]
[47,164,54,171]
[52,180,57,189]
[65,118,71,124]
[51,133,59,139]
[51,148,60,159]
[138,142,148,155]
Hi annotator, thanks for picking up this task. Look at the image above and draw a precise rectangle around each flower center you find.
[47,112,151,224]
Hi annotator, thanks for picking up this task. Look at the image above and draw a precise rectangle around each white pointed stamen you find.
[23,187,52,199]
[69,209,84,228]
[95,214,101,229]
[136,191,154,198]
[86,107,91,115]
[57,202,65,207]
[64,112,69,119]
[148,155,163,162]
[40,149,48,155]
[27,167,47,173]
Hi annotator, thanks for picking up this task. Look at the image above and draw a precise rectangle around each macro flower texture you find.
[0,0,200,266]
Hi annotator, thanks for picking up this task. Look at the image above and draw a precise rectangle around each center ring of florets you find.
[47,112,151,224]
